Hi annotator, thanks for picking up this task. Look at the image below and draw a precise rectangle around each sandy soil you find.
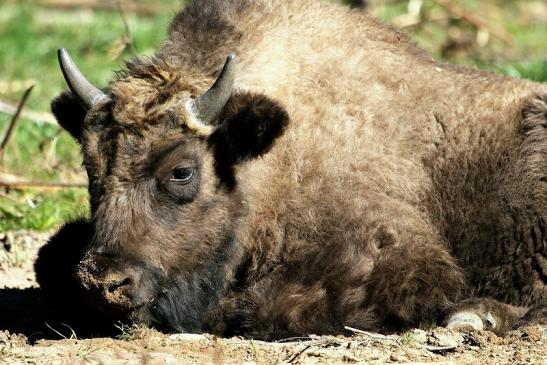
[0,230,545,364]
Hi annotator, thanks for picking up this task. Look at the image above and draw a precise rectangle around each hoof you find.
[446,312,484,331]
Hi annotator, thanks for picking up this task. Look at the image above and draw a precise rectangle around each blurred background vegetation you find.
[0,0,545,231]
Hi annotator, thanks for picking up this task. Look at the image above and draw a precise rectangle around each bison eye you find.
[158,162,200,202]
[169,167,195,183]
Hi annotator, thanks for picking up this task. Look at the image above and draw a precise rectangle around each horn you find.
[58,48,106,110]
[191,54,236,124]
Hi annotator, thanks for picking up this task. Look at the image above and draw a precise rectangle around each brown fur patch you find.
[41,0,546,339]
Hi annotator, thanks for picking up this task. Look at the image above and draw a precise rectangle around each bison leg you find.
[512,303,547,329]
[362,242,466,332]
[442,298,528,334]
[444,300,546,334]
[234,209,469,338]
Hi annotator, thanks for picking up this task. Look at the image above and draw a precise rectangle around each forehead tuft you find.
[106,59,210,129]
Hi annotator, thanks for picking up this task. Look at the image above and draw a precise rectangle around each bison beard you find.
[139,235,241,333]
[35,0,546,339]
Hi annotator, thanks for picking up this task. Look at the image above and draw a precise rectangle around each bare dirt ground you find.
[0,230,545,364]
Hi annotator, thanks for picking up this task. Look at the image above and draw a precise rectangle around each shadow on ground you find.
[0,288,119,343]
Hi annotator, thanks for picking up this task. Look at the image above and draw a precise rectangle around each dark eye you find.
[169,166,195,183]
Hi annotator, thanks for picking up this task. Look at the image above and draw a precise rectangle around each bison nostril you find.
[107,277,132,293]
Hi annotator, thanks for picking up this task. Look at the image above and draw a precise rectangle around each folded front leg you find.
[442,298,528,335]
[362,242,466,332]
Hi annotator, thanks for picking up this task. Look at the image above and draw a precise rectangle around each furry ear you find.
[51,90,87,141]
[208,92,290,189]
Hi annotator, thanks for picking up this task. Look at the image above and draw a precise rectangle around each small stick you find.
[0,85,35,160]
[344,325,386,338]
[425,344,458,352]
[225,337,336,347]
[287,344,311,363]
[35,0,162,17]
[432,0,514,47]
[116,0,137,55]
[0,180,87,190]
[0,100,56,125]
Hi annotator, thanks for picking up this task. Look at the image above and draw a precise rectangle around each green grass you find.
[0,189,88,231]
[0,2,177,174]
[368,0,547,80]
[0,0,545,232]
[0,2,177,231]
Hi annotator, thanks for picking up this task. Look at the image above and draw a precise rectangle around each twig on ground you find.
[432,0,514,47]
[277,336,317,343]
[0,180,87,190]
[287,344,311,363]
[0,100,57,125]
[0,86,35,160]
[344,325,386,339]
[33,0,163,16]
[223,337,343,347]
[425,344,458,352]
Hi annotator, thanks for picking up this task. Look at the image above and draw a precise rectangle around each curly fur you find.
[37,0,546,339]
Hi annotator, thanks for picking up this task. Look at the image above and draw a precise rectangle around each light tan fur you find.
[37,0,546,338]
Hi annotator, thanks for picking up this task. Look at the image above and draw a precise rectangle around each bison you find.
[35,0,546,339]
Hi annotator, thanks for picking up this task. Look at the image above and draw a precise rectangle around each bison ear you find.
[208,92,290,188]
[51,90,87,141]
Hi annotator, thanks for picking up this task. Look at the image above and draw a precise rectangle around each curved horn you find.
[58,48,106,110]
[192,54,236,124]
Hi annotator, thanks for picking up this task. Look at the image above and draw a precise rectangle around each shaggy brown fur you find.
[35,0,546,339]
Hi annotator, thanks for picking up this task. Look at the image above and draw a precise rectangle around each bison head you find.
[36,49,289,332]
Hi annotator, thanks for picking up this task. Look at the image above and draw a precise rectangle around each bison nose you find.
[77,253,142,312]
[106,276,132,294]
[101,271,136,306]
